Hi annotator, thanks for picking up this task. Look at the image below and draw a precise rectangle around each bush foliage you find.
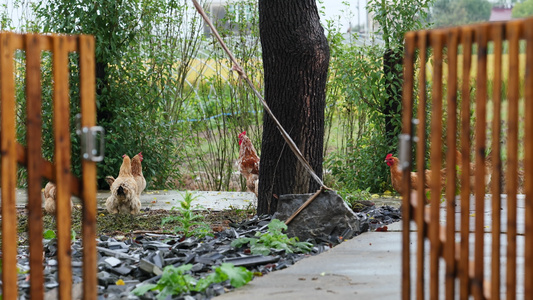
[9,0,432,194]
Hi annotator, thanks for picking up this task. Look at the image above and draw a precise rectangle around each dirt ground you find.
[16,206,257,245]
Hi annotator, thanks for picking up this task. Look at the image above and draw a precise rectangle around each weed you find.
[132,263,252,299]
[161,192,212,238]
[230,219,313,255]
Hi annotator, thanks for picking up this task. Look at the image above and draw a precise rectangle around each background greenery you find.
[4,0,531,196]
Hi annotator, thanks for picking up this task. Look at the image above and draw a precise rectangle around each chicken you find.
[236,131,260,196]
[105,155,141,215]
[385,154,423,194]
[455,149,492,192]
[131,152,146,196]
[384,153,446,196]
[105,152,146,196]
[43,181,73,215]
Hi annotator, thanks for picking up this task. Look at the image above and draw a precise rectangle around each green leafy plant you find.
[338,187,373,211]
[132,263,252,300]
[42,228,76,241]
[43,229,56,240]
[230,219,313,255]
[161,192,212,238]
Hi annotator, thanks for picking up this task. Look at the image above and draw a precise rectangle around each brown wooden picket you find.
[0,32,97,299]
[402,18,533,299]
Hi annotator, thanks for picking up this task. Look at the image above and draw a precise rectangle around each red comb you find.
[138,152,143,161]
[386,153,393,159]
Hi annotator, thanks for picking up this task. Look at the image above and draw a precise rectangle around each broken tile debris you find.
[13,204,401,299]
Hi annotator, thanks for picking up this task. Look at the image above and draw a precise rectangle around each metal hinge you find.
[76,114,105,162]
[397,118,420,171]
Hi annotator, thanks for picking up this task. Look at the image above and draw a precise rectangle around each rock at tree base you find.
[272,190,361,242]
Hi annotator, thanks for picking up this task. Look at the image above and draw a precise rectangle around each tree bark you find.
[257,0,330,215]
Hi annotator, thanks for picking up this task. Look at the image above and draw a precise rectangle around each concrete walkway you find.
[216,221,404,300]
[14,189,258,211]
[214,194,528,299]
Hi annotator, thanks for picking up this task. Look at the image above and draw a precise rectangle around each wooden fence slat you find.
[445,27,459,300]
[473,23,489,299]
[401,31,416,300]
[25,33,45,300]
[523,18,533,298]
[0,31,19,300]
[429,31,445,300]
[79,34,98,299]
[491,22,504,300]
[52,35,73,300]
[506,21,521,300]
[416,30,429,300]
[15,142,83,197]
[459,26,474,300]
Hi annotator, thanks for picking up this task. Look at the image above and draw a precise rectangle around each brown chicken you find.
[456,149,492,192]
[236,131,259,196]
[384,153,446,196]
[131,152,146,196]
[105,155,141,215]
[106,152,146,196]
[43,181,73,215]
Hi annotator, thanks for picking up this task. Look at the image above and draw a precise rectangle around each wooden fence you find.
[401,18,533,299]
[0,32,98,299]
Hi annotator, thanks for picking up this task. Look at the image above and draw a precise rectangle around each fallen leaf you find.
[376,226,388,232]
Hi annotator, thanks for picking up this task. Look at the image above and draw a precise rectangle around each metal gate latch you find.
[76,114,105,162]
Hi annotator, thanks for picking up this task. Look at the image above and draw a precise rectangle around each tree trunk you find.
[257,0,330,215]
